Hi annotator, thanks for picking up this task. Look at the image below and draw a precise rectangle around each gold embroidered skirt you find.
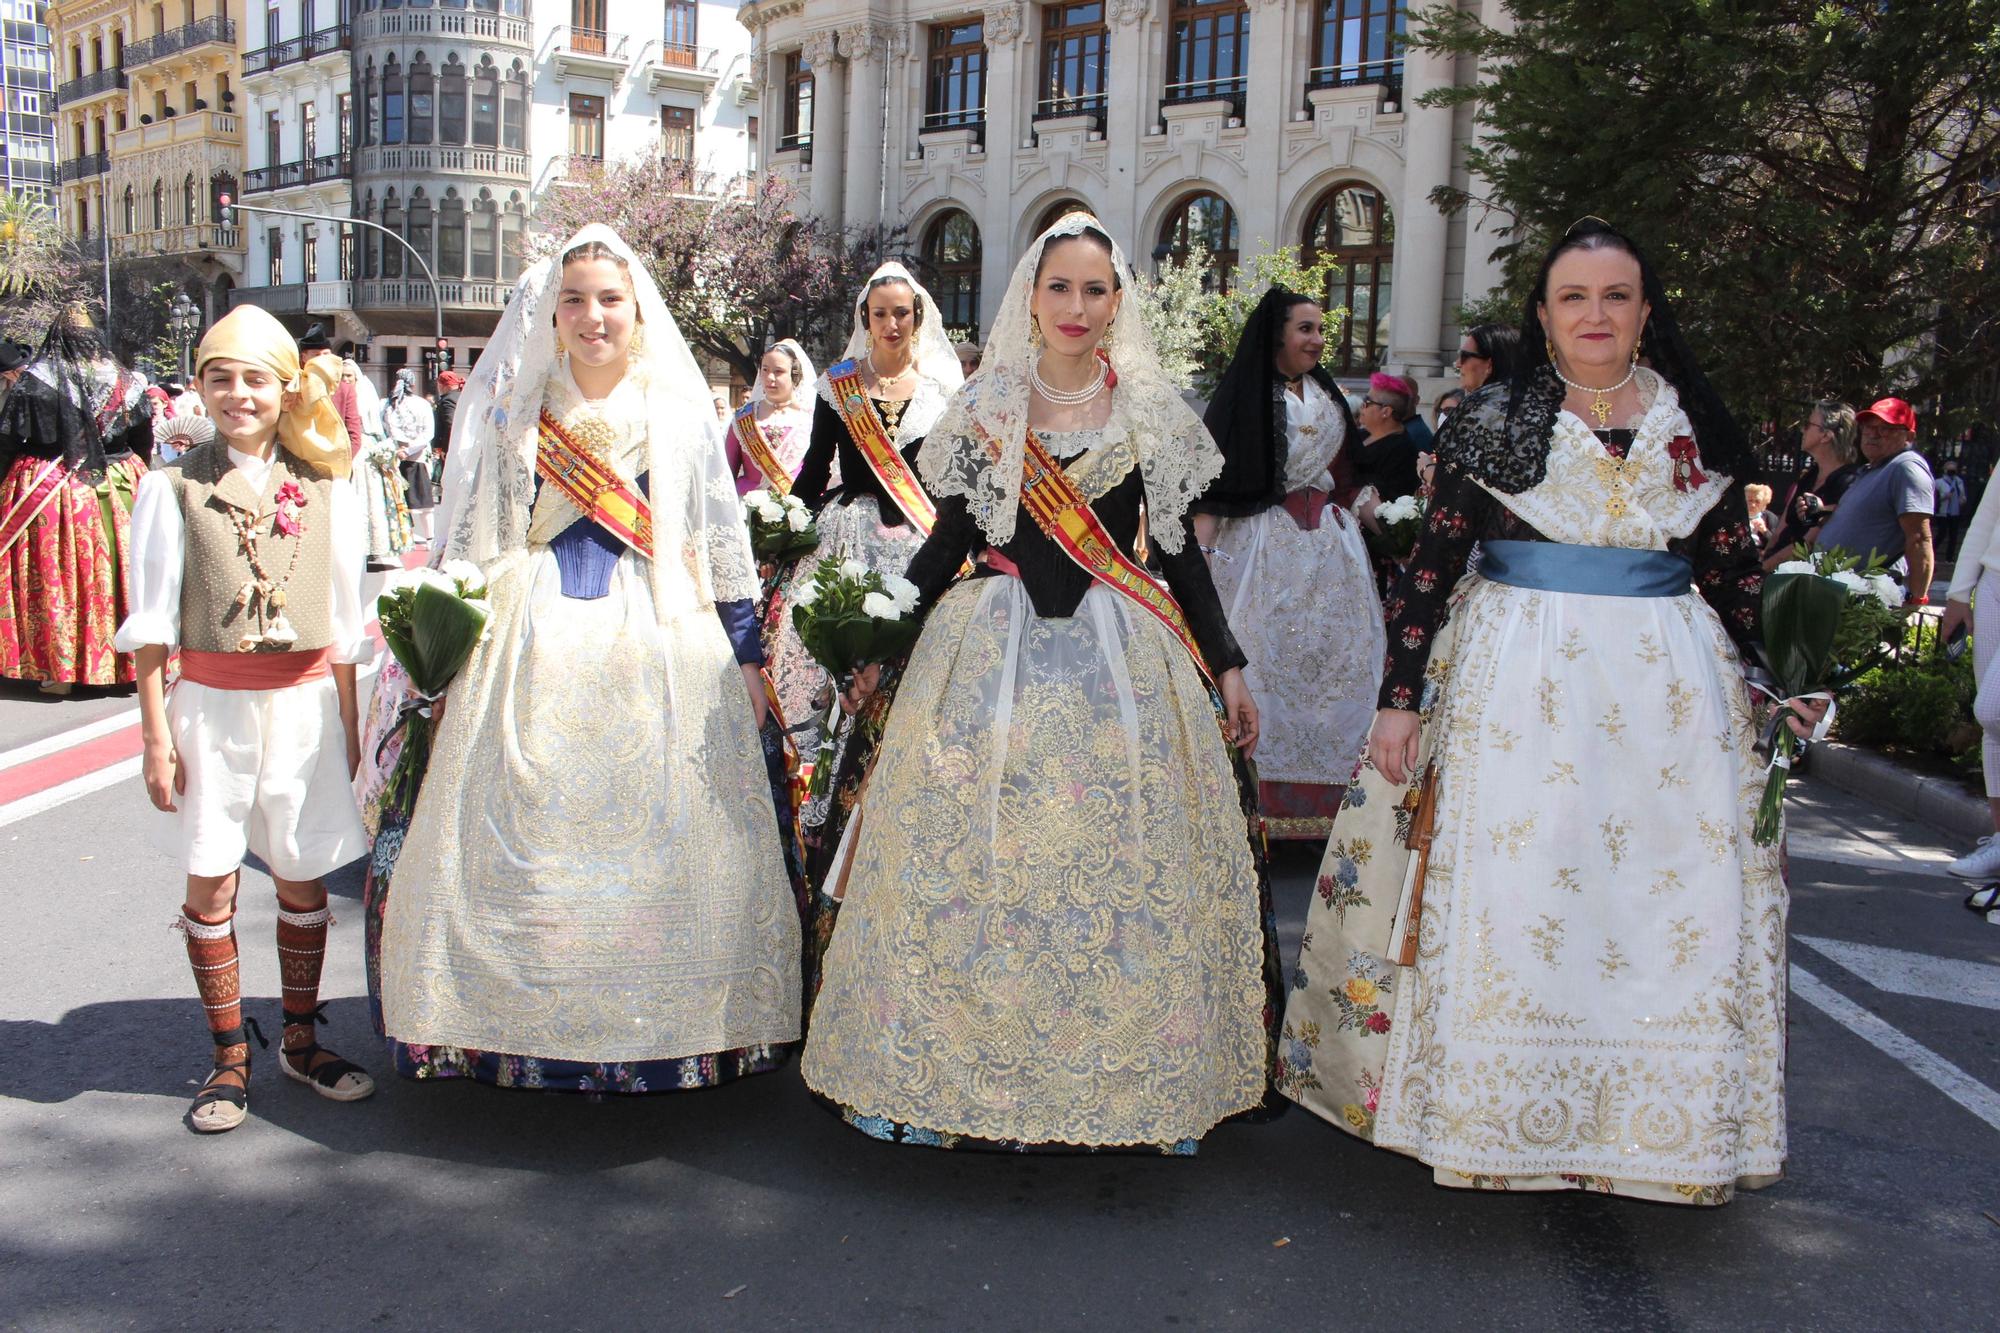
[801,576,1268,1146]
[1278,573,1787,1202]
[380,546,801,1063]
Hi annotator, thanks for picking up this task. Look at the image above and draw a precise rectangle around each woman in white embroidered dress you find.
[724,338,816,496]
[1196,287,1383,839]
[763,262,962,741]
[1276,219,1826,1203]
[801,215,1269,1151]
[349,360,410,566]
[376,225,801,1093]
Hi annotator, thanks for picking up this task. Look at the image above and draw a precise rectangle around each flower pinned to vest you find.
[1667,435,1707,493]
[273,479,308,538]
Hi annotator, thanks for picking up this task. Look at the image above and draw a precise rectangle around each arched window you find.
[471,57,498,149]
[439,56,467,145]
[360,58,377,147]
[502,61,528,152]
[469,189,497,280]
[1302,181,1394,374]
[151,179,164,230]
[921,209,981,335]
[381,189,403,277]
[1034,197,1090,236]
[382,56,404,145]
[183,172,197,223]
[407,188,433,272]
[438,188,466,278]
[1158,189,1238,292]
[407,54,434,146]
[122,186,135,233]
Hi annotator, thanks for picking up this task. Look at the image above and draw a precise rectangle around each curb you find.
[1803,742,1990,843]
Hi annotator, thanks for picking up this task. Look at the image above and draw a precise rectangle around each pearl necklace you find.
[865,351,915,389]
[1554,360,1638,429]
[1031,354,1108,406]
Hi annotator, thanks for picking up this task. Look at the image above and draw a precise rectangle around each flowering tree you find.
[1135,242,1347,396]
[531,156,904,384]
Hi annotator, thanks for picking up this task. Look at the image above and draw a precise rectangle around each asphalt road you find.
[2,681,1996,1331]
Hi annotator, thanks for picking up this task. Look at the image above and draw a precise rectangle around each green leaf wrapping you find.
[1760,571,1848,697]
[389,584,491,698]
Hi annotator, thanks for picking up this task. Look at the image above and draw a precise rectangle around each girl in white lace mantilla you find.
[376,225,801,1090]
[800,214,1271,1150]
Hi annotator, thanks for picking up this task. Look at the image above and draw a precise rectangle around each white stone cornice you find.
[982,3,1026,45]
[838,21,889,63]
[738,0,807,34]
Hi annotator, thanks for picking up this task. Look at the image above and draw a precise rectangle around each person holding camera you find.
[1762,399,1861,569]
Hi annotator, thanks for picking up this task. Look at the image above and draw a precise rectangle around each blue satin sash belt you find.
[1479,539,1693,598]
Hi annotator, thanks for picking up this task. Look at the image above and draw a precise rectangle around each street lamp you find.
[167,293,201,385]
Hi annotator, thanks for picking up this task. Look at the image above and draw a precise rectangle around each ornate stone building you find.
[50,0,244,353]
[738,0,1512,388]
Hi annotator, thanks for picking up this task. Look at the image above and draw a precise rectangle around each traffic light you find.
[217,192,233,227]
[435,336,453,370]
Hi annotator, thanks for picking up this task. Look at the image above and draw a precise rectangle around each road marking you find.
[0,755,141,830]
[1786,831,1957,874]
[1799,936,2000,1013]
[0,707,139,773]
[1791,963,2000,1133]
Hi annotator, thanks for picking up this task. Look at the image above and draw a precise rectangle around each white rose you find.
[743,489,772,510]
[839,558,870,581]
[790,578,821,609]
[785,507,811,532]
[1865,573,1900,607]
[881,573,920,611]
[861,591,902,620]
[441,558,485,594]
[1774,560,1814,576]
[412,567,458,595]
[781,494,807,512]
[1831,569,1869,598]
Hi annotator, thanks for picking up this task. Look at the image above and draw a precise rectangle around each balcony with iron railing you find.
[644,41,721,95]
[55,67,127,106]
[550,26,631,82]
[1304,60,1404,106]
[59,151,109,182]
[242,153,353,194]
[125,16,238,70]
[243,24,353,78]
[1159,75,1246,124]
[1032,93,1108,130]
[919,106,986,152]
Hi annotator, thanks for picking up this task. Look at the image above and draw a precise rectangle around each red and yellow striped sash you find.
[535,409,654,559]
[1017,427,1215,688]
[731,402,792,496]
[825,358,937,535]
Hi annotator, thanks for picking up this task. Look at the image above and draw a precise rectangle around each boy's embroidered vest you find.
[169,441,337,653]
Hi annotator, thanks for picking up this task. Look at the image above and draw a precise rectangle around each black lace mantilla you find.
[1432,365,1566,495]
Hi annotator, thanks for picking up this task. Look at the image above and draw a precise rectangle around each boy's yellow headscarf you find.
[193,305,351,479]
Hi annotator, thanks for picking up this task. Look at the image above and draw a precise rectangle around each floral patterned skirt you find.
[801,577,1272,1149]
[1277,575,1787,1203]
[0,452,143,686]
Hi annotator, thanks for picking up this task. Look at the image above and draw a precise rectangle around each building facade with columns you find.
[738,0,1511,387]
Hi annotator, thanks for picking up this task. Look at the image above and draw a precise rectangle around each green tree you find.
[0,194,93,344]
[1135,244,1347,395]
[1416,0,2000,435]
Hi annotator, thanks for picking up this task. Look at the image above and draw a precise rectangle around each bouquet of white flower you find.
[373,560,490,810]
[789,557,923,686]
[743,488,819,565]
[1369,493,1426,561]
[1752,546,1902,844]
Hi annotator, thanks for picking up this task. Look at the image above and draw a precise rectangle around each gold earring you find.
[1102,319,1116,349]
[1030,321,1044,350]
[1630,339,1641,367]
[629,326,647,359]
[1546,337,1557,362]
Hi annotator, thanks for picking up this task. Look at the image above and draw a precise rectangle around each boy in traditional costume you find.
[117,304,376,1133]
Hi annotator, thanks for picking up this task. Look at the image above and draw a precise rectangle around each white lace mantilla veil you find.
[750,337,816,407]
[919,212,1221,554]
[433,222,758,621]
[816,260,965,444]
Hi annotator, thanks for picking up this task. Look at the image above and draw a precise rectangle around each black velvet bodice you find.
[792,394,927,528]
